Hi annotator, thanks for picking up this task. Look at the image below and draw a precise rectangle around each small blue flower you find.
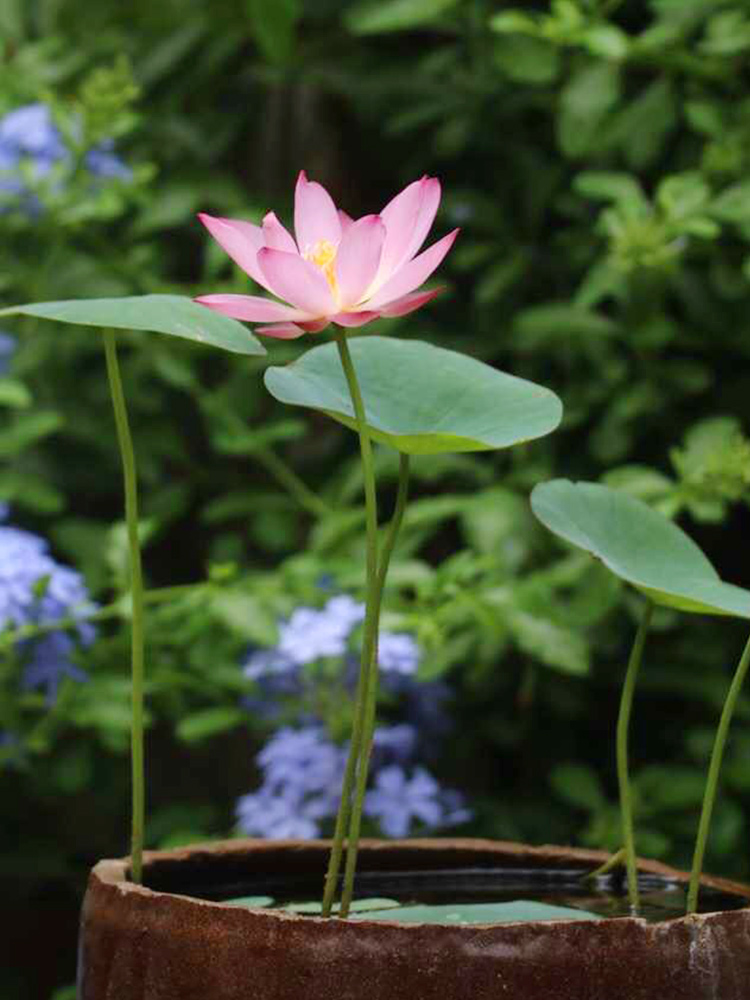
[244,647,297,682]
[0,333,15,376]
[279,596,365,665]
[236,594,469,840]
[0,523,95,705]
[236,725,347,838]
[372,723,417,764]
[0,102,131,212]
[0,104,67,160]
[258,726,345,798]
[236,788,320,840]
[0,731,24,768]
[85,143,132,181]
[404,679,453,738]
[378,632,420,675]
[364,765,469,838]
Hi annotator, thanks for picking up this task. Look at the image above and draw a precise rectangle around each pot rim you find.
[89,837,750,931]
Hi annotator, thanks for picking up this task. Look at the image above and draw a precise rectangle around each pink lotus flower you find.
[194,172,458,339]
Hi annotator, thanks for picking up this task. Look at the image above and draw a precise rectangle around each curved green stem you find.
[104,331,146,885]
[581,847,627,882]
[321,332,380,916]
[687,631,750,914]
[616,600,653,913]
[339,453,411,918]
[0,582,208,652]
[256,445,330,518]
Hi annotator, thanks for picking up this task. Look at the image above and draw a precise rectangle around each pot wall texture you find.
[78,838,750,1000]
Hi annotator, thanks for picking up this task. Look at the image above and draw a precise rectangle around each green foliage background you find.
[3,1,750,995]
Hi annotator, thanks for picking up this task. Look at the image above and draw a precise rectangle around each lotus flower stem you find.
[321,331,381,916]
[687,630,750,914]
[104,330,146,885]
[339,452,410,918]
[616,599,653,913]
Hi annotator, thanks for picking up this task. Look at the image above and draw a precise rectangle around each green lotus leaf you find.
[531,479,750,618]
[264,336,562,455]
[0,295,266,356]
[224,895,274,908]
[351,899,601,924]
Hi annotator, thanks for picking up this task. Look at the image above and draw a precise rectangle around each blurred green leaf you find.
[245,0,301,65]
[176,706,247,743]
[0,411,62,457]
[506,608,590,676]
[345,0,461,34]
[558,62,620,158]
[550,763,605,811]
[0,378,31,408]
[493,35,560,84]
[711,181,750,224]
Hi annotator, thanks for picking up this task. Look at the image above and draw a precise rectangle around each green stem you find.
[339,453,411,918]
[104,331,146,885]
[687,631,750,914]
[0,582,207,652]
[256,445,330,518]
[321,332,380,916]
[616,600,653,913]
[581,847,627,882]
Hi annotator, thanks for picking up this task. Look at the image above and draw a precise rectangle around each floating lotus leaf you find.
[351,899,601,924]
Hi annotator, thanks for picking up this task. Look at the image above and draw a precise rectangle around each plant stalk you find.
[339,453,411,918]
[687,630,750,914]
[616,600,653,913]
[321,332,380,916]
[104,331,146,885]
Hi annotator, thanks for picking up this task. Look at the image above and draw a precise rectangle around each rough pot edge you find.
[90,836,750,927]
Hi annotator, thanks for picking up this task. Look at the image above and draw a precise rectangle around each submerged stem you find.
[339,453,410,918]
[687,631,750,914]
[616,600,653,913]
[104,331,146,885]
[321,332,380,917]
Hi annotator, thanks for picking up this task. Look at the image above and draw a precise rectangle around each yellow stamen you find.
[305,239,338,296]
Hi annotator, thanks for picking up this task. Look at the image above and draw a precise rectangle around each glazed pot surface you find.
[78,838,750,1000]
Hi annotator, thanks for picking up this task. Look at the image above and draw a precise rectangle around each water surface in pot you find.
[148,866,750,923]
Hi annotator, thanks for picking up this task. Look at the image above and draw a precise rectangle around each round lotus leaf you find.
[0,295,266,356]
[531,479,750,618]
[264,336,562,455]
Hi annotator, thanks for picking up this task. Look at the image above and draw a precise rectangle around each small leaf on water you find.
[283,897,401,915]
[0,295,266,356]
[225,895,274,908]
[351,900,602,924]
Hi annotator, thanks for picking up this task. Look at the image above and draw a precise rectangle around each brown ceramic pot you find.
[78,837,750,1000]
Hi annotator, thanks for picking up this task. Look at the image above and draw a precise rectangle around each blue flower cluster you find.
[0,103,130,210]
[0,333,15,375]
[236,595,470,839]
[0,510,95,704]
